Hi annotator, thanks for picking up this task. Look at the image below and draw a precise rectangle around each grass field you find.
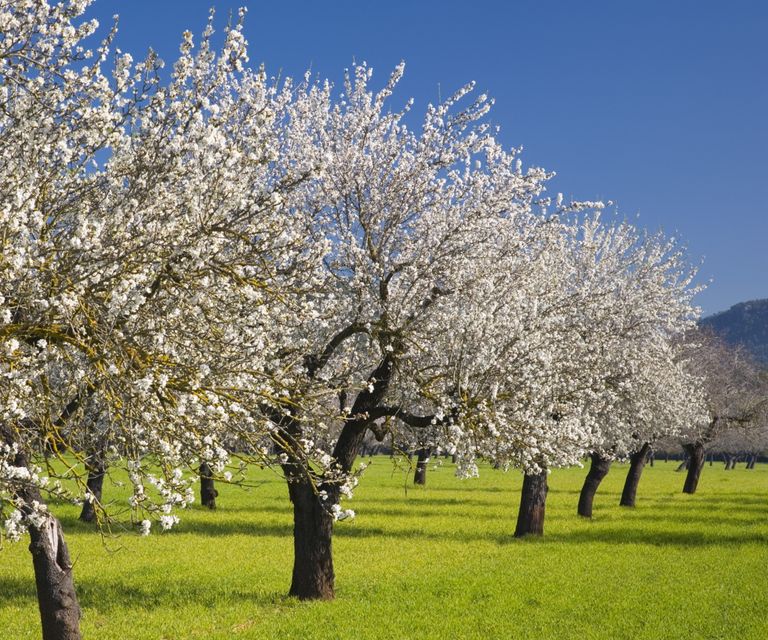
[1,458,766,639]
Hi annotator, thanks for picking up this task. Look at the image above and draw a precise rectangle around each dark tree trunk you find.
[620,443,651,507]
[277,354,397,601]
[709,453,713,466]
[78,458,105,523]
[29,516,82,640]
[199,462,218,509]
[515,470,548,537]
[747,455,756,469]
[682,442,705,494]
[577,453,612,518]
[648,450,654,467]
[413,447,431,485]
[0,426,82,640]
[287,480,335,600]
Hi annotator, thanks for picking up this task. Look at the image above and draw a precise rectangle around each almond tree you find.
[679,331,766,493]
[248,62,565,599]
[450,215,703,534]
[0,3,323,636]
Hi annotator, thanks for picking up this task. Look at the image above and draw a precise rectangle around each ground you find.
[1,458,766,639]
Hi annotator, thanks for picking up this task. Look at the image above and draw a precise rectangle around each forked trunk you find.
[199,462,218,509]
[577,453,611,518]
[515,470,548,537]
[682,442,705,494]
[620,442,650,507]
[29,515,82,640]
[78,459,105,523]
[287,480,335,600]
[413,447,431,485]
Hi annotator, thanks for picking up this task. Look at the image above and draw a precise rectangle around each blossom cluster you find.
[1,1,708,542]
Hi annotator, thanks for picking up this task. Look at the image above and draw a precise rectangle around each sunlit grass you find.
[2,458,766,639]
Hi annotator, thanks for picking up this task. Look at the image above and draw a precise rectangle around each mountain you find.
[699,299,768,365]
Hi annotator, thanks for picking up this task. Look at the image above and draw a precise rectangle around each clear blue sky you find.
[88,0,767,315]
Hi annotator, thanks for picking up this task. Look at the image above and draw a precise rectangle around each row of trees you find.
[1,3,763,639]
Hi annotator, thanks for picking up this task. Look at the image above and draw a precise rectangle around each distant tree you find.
[679,331,767,493]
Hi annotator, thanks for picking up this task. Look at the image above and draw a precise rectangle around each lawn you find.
[1,458,766,639]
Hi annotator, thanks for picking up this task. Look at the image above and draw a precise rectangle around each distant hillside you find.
[700,299,768,365]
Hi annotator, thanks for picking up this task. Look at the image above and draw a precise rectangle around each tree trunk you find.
[747,455,756,470]
[78,458,105,523]
[287,479,335,600]
[199,462,218,509]
[577,453,612,518]
[682,442,705,494]
[620,443,650,507]
[29,515,82,640]
[413,447,431,485]
[276,354,397,601]
[515,470,548,537]
[0,425,82,640]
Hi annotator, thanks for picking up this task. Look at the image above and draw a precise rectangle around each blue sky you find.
[88,1,767,315]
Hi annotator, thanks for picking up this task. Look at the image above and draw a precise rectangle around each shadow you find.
[411,485,509,494]
[75,579,291,613]
[0,577,37,607]
[543,527,768,547]
[353,495,505,509]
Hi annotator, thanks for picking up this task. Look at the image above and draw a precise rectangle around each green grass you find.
[2,459,767,639]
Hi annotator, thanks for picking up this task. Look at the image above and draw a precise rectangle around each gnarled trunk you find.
[413,447,431,485]
[199,461,218,509]
[29,515,82,640]
[78,458,105,523]
[620,442,650,507]
[682,443,705,494]
[287,479,335,600]
[577,453,612,518]
[515,470,548,537]
[2,426,82,640]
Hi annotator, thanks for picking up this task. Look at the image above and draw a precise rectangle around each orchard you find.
[1,3,766,640]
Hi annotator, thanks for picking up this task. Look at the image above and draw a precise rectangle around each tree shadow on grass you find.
[0,575,299,615]
[600,511,766,528]
[0,577,36,608]
[537,527,768,547]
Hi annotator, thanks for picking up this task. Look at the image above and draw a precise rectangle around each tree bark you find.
[682,442,705,494]
[515,470,548,537]
[413,447,431,485]
[287,479,335,600]
[199,461,218,510]
[620,442,651,507]
[29,515,82,640]
[78,457,105,523]
[277,354,396,600]
[577,453,612,518]
[1,426,82,640]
